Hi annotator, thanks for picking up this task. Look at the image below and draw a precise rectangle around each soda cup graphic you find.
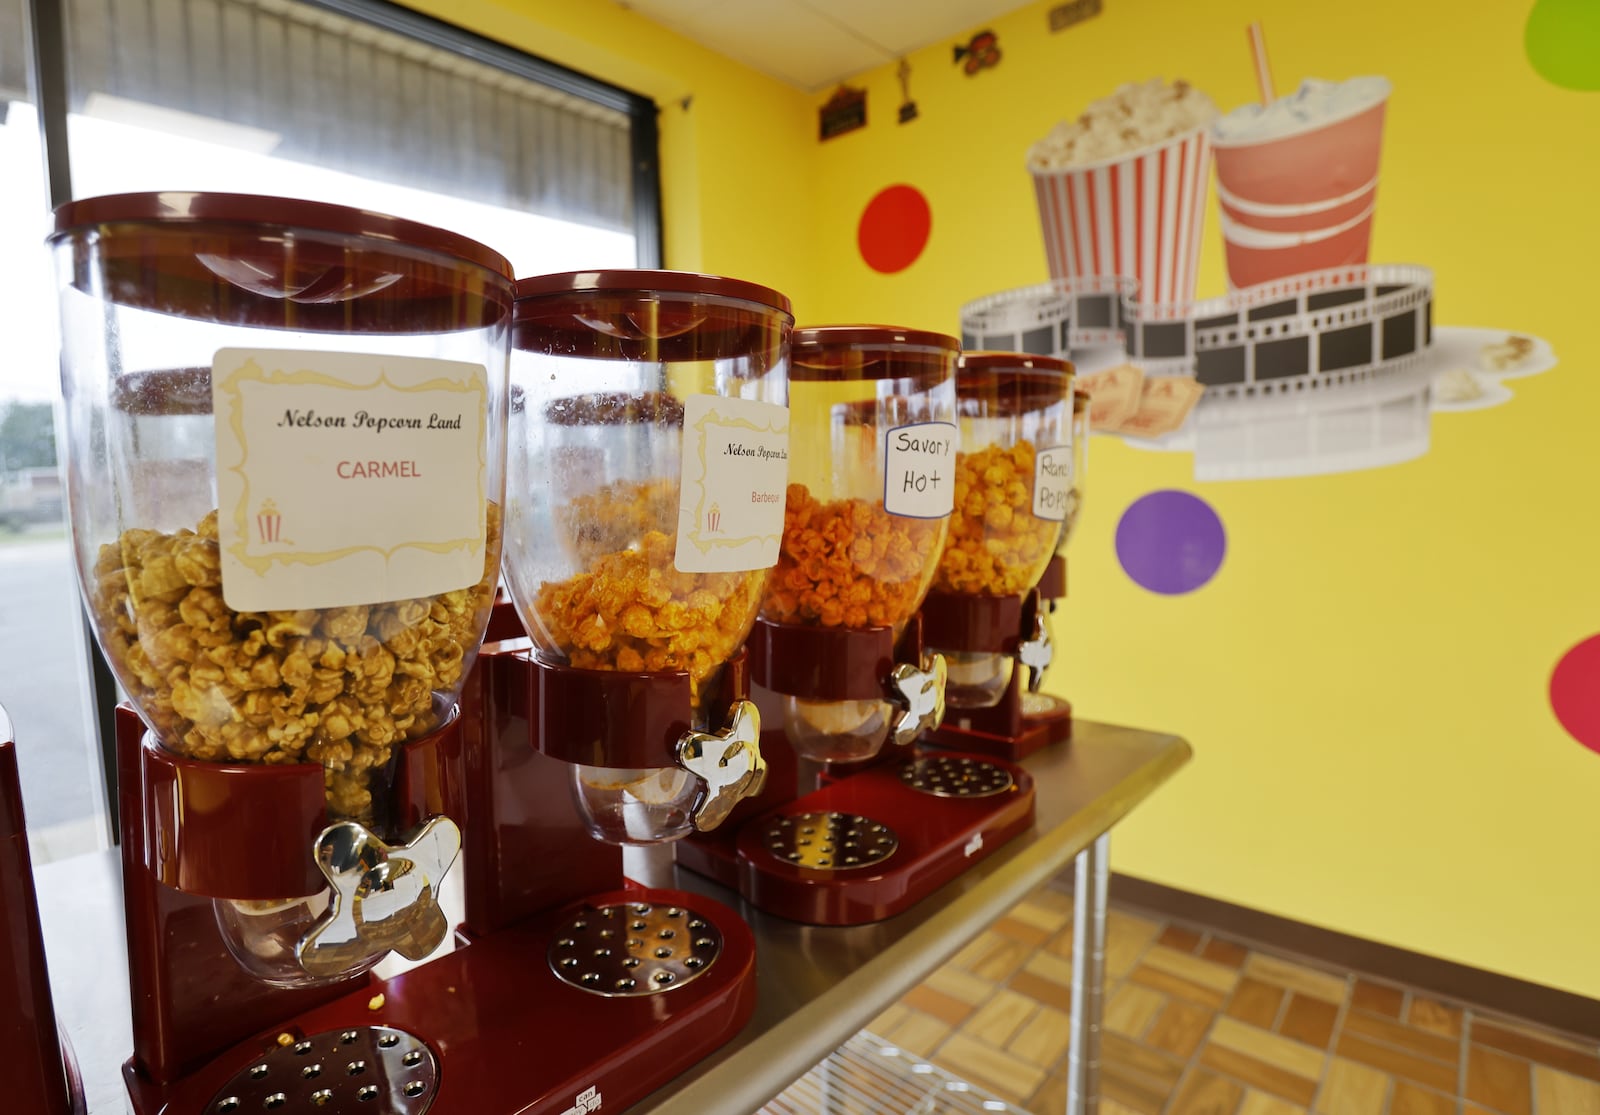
[1211,76,1391,289]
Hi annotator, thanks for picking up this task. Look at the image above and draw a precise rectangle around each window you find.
[1,0,661,859]
[0,2,105,861]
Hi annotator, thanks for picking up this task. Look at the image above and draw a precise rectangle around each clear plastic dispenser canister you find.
[505,271,792,844]
[51,192,513,985]
[930,353,1075,708]
[760,326,958,761]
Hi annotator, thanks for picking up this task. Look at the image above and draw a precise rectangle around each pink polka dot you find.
[1550,634,1600,755]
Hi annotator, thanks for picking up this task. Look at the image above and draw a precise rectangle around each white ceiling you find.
[615,0,1035,92]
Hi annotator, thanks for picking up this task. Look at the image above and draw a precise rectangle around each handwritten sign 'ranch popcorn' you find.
[1033,443,1075,521]
[212,348,488,611]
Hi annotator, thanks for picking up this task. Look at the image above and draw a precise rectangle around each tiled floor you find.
[848,875,1600,1115]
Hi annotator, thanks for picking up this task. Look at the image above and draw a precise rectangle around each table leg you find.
[1066,833,1109,1115]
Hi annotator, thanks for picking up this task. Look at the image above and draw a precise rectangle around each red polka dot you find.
[857,185,931,274]
[1550,634,1600,755]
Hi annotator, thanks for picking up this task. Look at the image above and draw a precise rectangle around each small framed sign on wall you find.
[1049,0,1102,31]
[819,85,867,140]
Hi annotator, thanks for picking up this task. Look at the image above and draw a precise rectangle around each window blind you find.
[1,0,25,103]
[44,0,637,233]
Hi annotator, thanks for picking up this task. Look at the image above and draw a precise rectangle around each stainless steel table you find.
[35,720,1188,1115]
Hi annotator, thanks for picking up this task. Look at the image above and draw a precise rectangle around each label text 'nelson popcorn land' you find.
[278,409,464,433]
[724,442,789,462]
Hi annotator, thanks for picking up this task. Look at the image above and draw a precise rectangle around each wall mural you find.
[844,8,1600,753]
[960,65,1555,489]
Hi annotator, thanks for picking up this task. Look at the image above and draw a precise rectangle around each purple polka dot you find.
[1115,491,1226,595]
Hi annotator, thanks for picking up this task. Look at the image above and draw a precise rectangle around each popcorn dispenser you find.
[751,325,958,766]
[681,328,1038,926]
[923,353,1078,761]
[1,705,85,1115]
[444,270,790,1105]
[52,191,522,1113]
[1018,386,1090,739]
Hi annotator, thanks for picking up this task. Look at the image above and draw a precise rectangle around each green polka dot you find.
[1526,0,1600,91]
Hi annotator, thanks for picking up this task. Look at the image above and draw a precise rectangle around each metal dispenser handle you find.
[885,652,948,746]
[298,815,462,979]
[675,700,766,832]
[1018,611,1053,694]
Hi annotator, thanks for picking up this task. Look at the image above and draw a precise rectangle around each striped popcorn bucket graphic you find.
[1031,124,1212,305]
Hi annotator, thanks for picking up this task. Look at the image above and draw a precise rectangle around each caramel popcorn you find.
[534,517,763,707]
[91,505,502,821]
[933,441,1060,597]
[761,484,942,631]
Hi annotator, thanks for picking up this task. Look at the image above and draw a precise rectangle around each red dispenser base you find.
[124,886,756,1115]
[921,573,1074,762]
[732,752,1035,925]
[0,712,84,1115]
[925,667,1073,761]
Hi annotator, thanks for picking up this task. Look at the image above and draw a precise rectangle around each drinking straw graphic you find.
[1247,22,1276,105]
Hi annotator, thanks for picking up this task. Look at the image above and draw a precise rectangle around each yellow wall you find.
[806,0,1600,999]
[409,0,1600,999]
[395,0,820,315]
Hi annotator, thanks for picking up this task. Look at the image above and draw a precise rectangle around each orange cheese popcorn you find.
[561,476,680,567]
[761,483,943,631]
[534,495,764,708]
[933,441,1059,596]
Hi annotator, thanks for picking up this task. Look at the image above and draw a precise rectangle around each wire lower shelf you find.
[761,1031,1029,1115]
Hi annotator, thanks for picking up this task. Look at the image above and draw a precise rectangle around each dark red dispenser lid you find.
[957,352,1073,375]
[955,351,1075,415]
[792,324,960,354]
[513,269,793,363]
[789,324,959,386]
[50,190,514,332]
[514,269,790,314]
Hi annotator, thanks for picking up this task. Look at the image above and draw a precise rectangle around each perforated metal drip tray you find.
[900,757,1014,798]
[209,1026,437,1113]
[758,812,899,871]
[549,902,723,996]
[761,1030,1028,1114]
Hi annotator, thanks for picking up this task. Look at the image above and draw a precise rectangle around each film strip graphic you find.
[959,264,1435,406]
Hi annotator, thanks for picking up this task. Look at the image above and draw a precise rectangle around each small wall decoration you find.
[953,30,1001,76]
[1114,490,1226,595]
[896,59,919,124]
[1049,0,1103,32]
[1551,635,1600,755]
[1525,0,1600,91]
[857,184,932,274]
[819,85,867,141]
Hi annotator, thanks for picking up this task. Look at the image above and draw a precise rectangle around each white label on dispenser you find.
[674,394,790,574]
[212,348,489,611]
[1033,443,1074,521]
[883,421,956,519]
